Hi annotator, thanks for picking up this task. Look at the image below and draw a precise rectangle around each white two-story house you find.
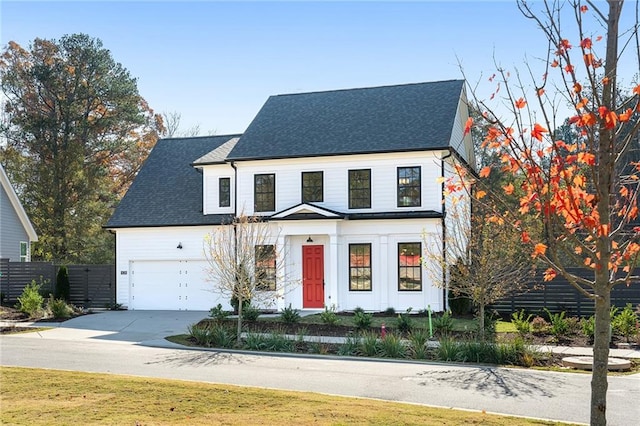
[106,80,474,311]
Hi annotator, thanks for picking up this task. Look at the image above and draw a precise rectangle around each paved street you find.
[1,311,639,425]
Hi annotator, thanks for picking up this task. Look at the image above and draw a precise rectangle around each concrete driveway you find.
[22,310,208,345]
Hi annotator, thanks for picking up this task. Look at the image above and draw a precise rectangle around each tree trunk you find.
[590,283,610,426]
[236,294,243,345]
[478,303,485,341]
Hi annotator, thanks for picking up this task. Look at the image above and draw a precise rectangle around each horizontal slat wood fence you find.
[0,259,115,308]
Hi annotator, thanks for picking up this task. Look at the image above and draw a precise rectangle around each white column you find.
[379,235,388,311]
[277,234,287,311]
[327,234,339,310]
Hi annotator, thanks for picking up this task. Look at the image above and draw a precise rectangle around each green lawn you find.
[0,367,571,425]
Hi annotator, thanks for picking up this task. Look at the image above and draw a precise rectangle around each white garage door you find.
[129,260,219,310]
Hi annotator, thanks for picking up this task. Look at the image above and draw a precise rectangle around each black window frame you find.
[348,169,371,209]
[255,244,276,291]
[398,242,422,291]
[301,171,324,203]
[254,173,275,212]
[349,243,372,291]
[397,166,421,207]
[219,177,231,208]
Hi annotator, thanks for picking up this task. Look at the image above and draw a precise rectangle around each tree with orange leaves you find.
[459,2,639,424]
[0,34,165,263]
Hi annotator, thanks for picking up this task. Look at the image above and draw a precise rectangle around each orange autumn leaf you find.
[479,166,491,178]
[515,98,527,109]
[543,268,557,282]
[532,243,547,258]
[580,5,588,12]
[531,123,548,141]
[580,38,592,49]
[633,84,640,95]
[475,190,487,200]
[503,182,515,195]
[551,60,559,68]
[602,76,610,85]
[573,82,582,93]
[619,109,632,122]
[596,35,603,42]
[537,88,545,96]
[564,64,574,73]
[521,231,531,244]
[604,110,617,129]
[463,117,473,136]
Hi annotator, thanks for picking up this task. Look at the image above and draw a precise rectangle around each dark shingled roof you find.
[228,80,465,160]
[106,135,240,228]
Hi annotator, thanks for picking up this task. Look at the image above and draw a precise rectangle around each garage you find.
[129,260,220,310]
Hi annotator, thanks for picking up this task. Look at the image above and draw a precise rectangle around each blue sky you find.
[1,1,634,135]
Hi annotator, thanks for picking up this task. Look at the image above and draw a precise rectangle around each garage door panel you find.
[130,260,219,310]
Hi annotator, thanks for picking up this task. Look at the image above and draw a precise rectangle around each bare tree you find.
[424,199,535,339]
[204,214,296,343]
[162,110,203,137]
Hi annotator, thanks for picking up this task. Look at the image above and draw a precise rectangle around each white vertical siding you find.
[202,165,235,215]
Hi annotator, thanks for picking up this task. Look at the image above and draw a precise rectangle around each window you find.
[348,169,371,209]
[302,171,323,203]
[255,245,276,291]
[398,243,422,291]
[219,177,231,207]
[254,173,275,212]
[397,166,421,207]
[19,241,28,262]
[349,243,372,291]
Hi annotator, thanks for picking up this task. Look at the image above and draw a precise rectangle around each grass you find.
[0,367,568,425]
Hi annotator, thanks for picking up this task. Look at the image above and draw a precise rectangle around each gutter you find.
[440,148,454,312]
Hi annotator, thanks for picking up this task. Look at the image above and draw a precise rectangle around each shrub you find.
[612,304,639,343]
[408,328,430,359]
[230,295,251,315]
[16,280,44,317]
[384,307,396,316]
[280,304,301,324]
[263,332,295,352]
[544,309,569,338]
[458,339,497,364]
[352,306,365,315]
[433,311,454,337]
[448,293,471,315]
[436,338,461,362]
[209,304,230,321]
[320,305,341,325]
[530,316,549,334]
[395,308,414,334]
[477,312,498,339]
[337,336,360,356]
[353,311,373,330]
[511,310,533,335]
[48,296,72,319]
[242,305,261,321]
[55,265,70,302]
[357,331,380,357]
[379,333,407,359]
[581,316,595,339]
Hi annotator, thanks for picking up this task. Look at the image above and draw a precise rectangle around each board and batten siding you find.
[202,164,235,215]
[0,184,30,261]
[114,226,222,308]
[227,151,447,216]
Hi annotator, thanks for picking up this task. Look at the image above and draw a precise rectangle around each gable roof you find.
[192,137,240,166]
[0,164,38,241]
[228,80,465,160]
[105,135,240,228]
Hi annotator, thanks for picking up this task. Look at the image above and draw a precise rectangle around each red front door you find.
[303,245,324,308]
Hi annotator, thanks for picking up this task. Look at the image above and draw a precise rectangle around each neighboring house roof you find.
[192,137,240,166]
[105,135,241,228]
[0,164,38,241]
[228,80,465,160]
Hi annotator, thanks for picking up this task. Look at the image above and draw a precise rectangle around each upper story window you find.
[397,166,421,207]
[301,171,323,203]
[254,173,275,212]
[349,243,372,291]
[219,177,231,208]
[398,242,422,291]
[255,244,276,291]
[348,169,371,209]
[20,241,28,262]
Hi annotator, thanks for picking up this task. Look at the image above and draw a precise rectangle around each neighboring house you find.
[0,164,38,261]
[106,80,474,311]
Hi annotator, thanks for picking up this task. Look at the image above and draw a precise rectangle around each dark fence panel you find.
[0,260,56,302]
[67,265,115,308]
[490,268,640,317]
[0,259,114,308]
